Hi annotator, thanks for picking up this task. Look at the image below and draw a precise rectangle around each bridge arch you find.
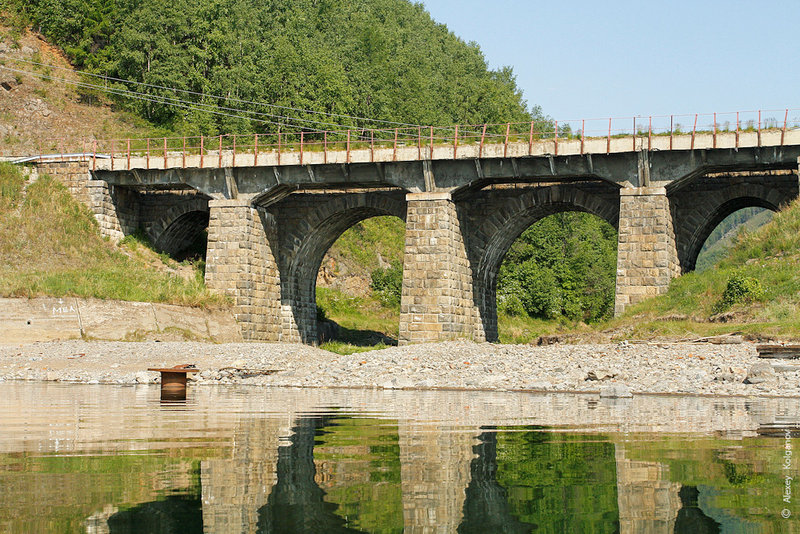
[145,197,210,258]
[675,183,789,272]
[465,184,620,342]
[273,191,407,344]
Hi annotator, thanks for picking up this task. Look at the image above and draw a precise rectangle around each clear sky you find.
[420,0,799,122]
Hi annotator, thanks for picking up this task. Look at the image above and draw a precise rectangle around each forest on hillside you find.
[7,0,539,134]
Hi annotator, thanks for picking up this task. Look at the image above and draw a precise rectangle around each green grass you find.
[326,216,405,278]
[317,287,398,354]
[0,164,227,308]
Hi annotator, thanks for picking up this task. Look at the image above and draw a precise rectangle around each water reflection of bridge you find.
[3,383,796,532]
[196,417,740,533]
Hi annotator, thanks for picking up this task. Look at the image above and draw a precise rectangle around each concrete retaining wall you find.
[0,297,242,344]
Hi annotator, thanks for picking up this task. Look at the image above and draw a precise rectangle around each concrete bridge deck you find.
[91,130,800,201]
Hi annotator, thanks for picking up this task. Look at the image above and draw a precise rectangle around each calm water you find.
[0,383,798,533]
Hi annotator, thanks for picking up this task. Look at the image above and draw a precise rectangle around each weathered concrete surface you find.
[92,131,800,197]
[0,297,241,344]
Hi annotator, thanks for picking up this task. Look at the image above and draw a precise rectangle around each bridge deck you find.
[92,129,800,172]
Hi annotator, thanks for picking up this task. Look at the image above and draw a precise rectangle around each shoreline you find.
[1,339,798,397]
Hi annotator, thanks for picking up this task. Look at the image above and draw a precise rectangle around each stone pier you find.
[205,199,282,341]
[614,187,681,315]
[398,193,478,345]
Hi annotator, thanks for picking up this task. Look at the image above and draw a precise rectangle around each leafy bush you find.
[498,287,526,317]
[498,212,617,322]
[713,273,764,313]
[370,260,403,308]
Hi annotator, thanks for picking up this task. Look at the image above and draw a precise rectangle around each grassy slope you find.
[0,163,226,307]
[695,209,772,272]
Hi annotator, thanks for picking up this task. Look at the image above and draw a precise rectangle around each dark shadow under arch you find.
[152,210,210,260]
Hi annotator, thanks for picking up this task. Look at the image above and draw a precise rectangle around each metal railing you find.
[9,108,800,171]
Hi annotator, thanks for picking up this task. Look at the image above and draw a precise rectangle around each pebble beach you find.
[0,339,798,397]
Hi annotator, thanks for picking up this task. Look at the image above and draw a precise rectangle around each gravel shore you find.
[0,340,798,396]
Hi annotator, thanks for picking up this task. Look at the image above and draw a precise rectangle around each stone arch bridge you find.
[41,130,800,344]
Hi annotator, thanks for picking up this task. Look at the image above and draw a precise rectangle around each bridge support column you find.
[399,193,478,345]
[615,187,681,315]
[205,199,282,341]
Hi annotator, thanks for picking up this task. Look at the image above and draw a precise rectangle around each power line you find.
[2,55,430,129]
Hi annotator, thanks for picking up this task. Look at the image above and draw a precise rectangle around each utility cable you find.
[2,64,430,136]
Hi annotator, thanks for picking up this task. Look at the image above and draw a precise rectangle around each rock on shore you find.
[0,340,798,396]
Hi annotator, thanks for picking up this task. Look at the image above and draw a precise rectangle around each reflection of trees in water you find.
[491,429,621,532]
[95,417,777,533]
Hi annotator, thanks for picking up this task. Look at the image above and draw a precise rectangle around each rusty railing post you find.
[127,138,131,170]
[554,121,558,156]
[528,121,534,155]
[346,130,351,163]
[758,110,762,147]
[92,139,97,171]
[146,138,150,169]
[182,136,186,168]
[323,131,327,164]
[300,131,304,165]
[164,137,168,169]
[607,118,611,153]
[254,133,259,165]
[782,108,788,145]
[232,134,236,167]
[580,119,585,154]
[479,124,487,158]
[712,112,717,149]
[371,129,375,162]
[200,135,204,168]
[111,139,115,170]
[393,128,398,161]
[632,117,636,151]
[736,111,740,147]
[691,114,697,150]
[218,134,222,168]
[417,126,422,160]
[454,125,459,159]
[277,129,281,165]
[503,122,510,158]
[669,115,673,150]
[648,116,652,151]
[429,125,434,160]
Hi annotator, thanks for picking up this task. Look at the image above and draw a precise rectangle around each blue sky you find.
[421,0,799,122]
